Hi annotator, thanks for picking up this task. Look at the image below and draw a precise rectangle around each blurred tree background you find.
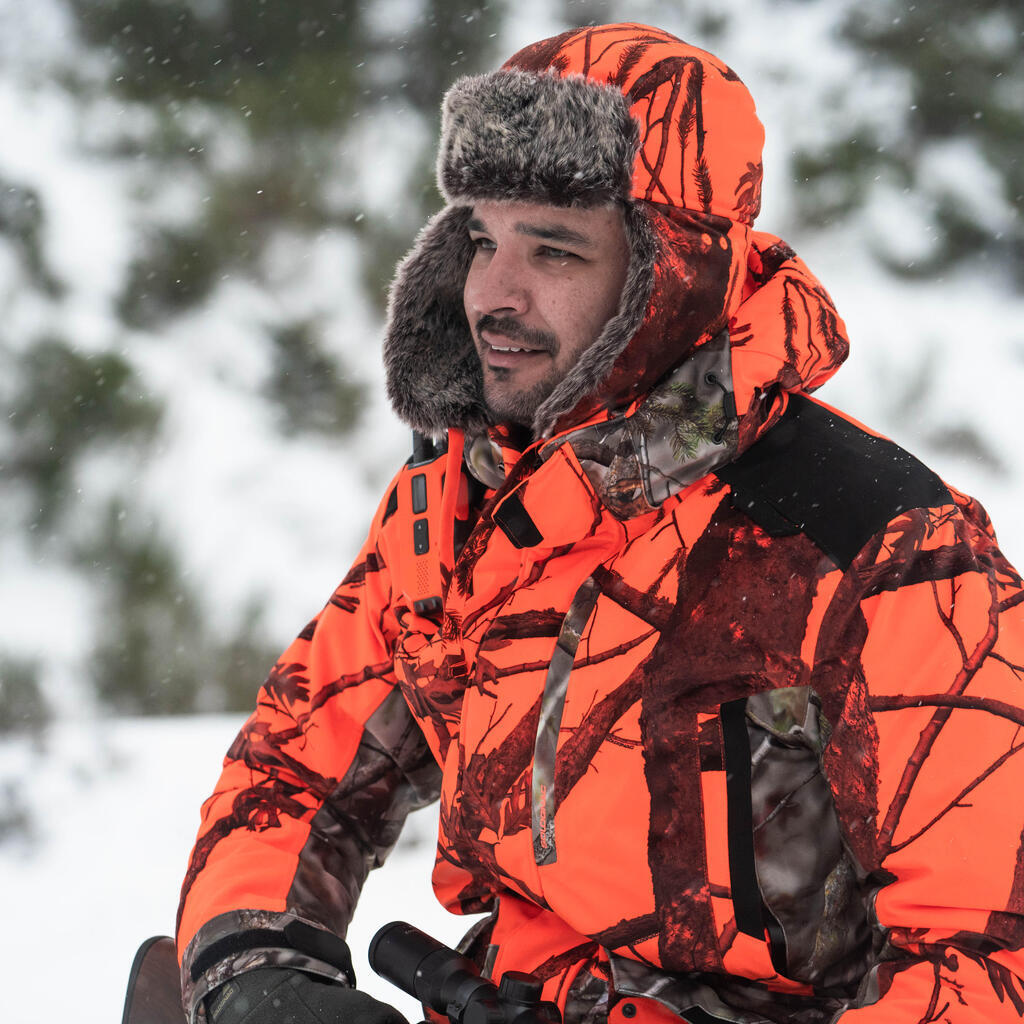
[0,0,505,742]
[798,0,1023,283]
[0,0,1020,783]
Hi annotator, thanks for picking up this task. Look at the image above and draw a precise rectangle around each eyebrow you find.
[467,216,594,249]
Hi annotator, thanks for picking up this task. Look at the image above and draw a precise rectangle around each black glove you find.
[204,967,409,1024]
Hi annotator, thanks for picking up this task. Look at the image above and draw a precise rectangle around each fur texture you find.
[384,205,489,436]
[438,70,639,208]
[385,69,655,439]
[383,34,759,440]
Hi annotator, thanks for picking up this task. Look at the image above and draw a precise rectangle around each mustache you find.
[475,315,557,354]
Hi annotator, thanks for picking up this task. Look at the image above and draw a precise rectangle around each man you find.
[177,23,1024,1024]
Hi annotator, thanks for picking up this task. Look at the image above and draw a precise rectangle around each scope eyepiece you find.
[369,922,561,1024]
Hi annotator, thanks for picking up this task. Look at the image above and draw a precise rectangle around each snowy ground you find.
[0,715,469,1024]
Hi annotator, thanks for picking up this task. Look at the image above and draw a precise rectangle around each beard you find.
[483,366,562,426]
[475,314,561,427]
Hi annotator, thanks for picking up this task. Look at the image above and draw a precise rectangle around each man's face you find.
[463,200,630,427]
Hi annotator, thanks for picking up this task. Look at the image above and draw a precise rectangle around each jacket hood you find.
[384,24,847,446]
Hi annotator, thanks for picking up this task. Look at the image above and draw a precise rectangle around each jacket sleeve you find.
[175,473,442,1020]
[822,491,1024,1020]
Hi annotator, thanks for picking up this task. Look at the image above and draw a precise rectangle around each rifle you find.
[370,921,561,1024]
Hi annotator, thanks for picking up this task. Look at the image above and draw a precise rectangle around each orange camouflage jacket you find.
[177,239,1024,1024]
[177,24,1024,1024]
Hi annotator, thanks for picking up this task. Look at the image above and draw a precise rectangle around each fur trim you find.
[438,69,639,207]
[533,203,656,437]
[383,205,488,436]
[383,200,657,440]
[387,70,654,438]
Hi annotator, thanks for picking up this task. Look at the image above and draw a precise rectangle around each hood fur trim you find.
[384,205,488,436]
[439,70,639,208]
[386,69,657,439]
[383,201,656,439]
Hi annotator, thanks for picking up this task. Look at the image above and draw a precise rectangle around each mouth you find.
[489,343,536,354]
[481,331,550,369]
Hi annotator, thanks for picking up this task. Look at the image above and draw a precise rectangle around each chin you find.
[485,400,531,427]
[484,370,561,428]
[484,388,539,427]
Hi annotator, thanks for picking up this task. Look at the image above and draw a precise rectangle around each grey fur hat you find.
[383,25,763,439]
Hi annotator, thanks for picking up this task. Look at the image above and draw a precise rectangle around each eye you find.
[540,246,578,260]
[469,236,495,252]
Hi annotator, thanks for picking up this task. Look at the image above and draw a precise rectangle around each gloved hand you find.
[204,967,410,1024]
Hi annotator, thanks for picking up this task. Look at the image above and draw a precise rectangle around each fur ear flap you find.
[383,200,660,440]
[384,205,489,436]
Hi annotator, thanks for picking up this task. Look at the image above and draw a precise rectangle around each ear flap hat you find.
[384,24,837,443]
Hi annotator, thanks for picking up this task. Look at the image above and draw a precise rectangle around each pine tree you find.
[794,0,1023,285]
[39,0,508,716]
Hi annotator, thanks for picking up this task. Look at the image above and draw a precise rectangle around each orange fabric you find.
[177,260,1024,1024]
[505,25,764,223]
[608,999,684,1024]
[177,23,1024,1024]
[177,372,1024,1024]
[175,475,405,951]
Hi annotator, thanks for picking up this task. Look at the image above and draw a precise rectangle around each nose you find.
[464,244,529,317]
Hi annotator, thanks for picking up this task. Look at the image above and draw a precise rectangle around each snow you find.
[2,3,1024,1023]
[0,715,461,1024]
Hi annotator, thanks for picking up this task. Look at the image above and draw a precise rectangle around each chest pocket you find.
[716,687,873,990]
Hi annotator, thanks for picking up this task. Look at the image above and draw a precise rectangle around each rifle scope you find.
[369,921,561,1024]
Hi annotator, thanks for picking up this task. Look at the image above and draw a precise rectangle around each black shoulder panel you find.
[714,394,952,570]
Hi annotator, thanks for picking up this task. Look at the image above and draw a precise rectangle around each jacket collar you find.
[465,330,736,521]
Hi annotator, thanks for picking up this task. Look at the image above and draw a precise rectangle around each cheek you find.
[570,274,624,337]
[545,287,608,361]
[462,267,479,321]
